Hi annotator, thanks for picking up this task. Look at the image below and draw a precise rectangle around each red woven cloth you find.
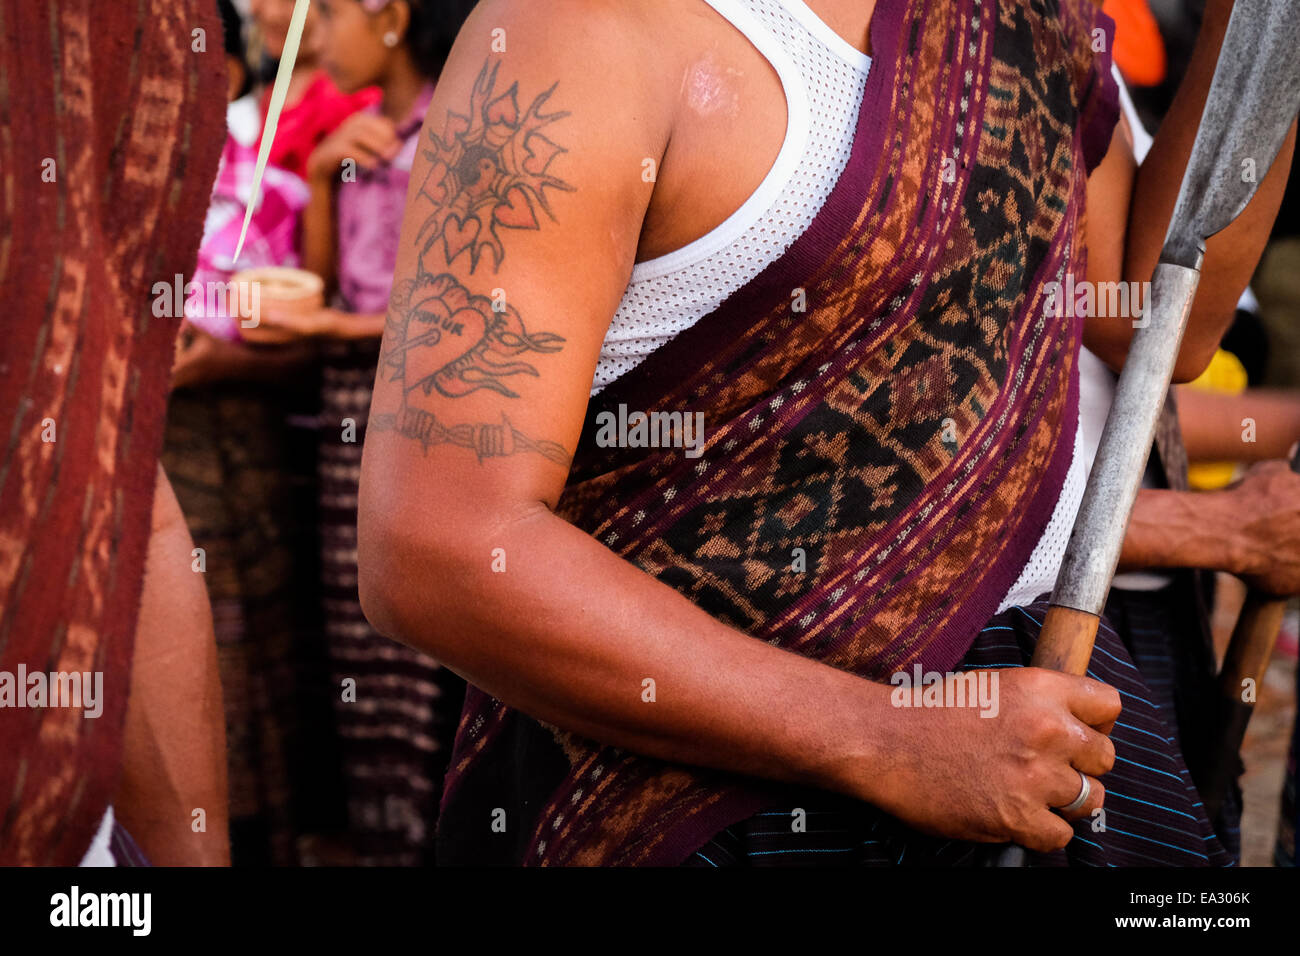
[0,0,225,865]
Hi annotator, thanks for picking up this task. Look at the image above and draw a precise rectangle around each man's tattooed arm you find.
[379,272,565,402]
[373,60,576,467]
[375,269,571,464]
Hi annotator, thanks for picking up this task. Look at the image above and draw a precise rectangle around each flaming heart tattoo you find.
[383,273,565,401]
[416,60,575,274]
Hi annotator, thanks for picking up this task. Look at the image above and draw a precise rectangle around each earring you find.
[383,31,399,48]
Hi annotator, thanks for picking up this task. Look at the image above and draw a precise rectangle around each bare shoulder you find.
[422,0,714,274]
[361,0,710,494]
[472,0,693,45]
[449,0,687,110]
[436,0,699,196]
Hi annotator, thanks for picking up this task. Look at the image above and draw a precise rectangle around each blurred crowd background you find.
[1114,0,1299,866]
[173,0,1298,866]
[170,0,478,866]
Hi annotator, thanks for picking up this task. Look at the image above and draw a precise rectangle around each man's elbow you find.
[357,511,409,643]
[1086,329,1218,384]
[358,495,531,660]
[356,506,459,652]
[1172,299,1242,383]
[357,538,399,643]
[1170,338,1218,384]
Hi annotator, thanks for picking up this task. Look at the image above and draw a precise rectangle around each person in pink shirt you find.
[251,0,380,181]
[256,0,478,866]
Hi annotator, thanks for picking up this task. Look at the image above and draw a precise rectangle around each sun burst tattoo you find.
[415,60,576,274]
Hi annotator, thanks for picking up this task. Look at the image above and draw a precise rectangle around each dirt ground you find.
[1210,575,1298,866]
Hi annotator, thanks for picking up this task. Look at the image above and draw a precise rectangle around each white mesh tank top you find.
[590,0,872,393]
[591,0,1085,614]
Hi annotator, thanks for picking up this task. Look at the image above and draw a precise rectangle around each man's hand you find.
[1224,459,1300,597]
[252,303,339,340]
[302,112,402,283]
[172,322,226,389]
[1119,459,1300,595]
[870,669,1119,852]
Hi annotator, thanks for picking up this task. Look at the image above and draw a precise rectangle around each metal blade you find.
[1052,0,1300,618]
[1051,263,1199,616]
[1163,0,1300,269]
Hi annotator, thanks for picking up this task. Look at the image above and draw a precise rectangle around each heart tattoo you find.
[382,273,565,401]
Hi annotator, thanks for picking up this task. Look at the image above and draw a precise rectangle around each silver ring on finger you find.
[1056,771,1091,814]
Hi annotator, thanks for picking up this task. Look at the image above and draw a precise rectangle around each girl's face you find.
[250,0,323,61]
[316,0,395,94]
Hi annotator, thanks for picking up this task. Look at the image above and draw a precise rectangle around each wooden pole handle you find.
[1219,593,1288,698]
[1028,605,1102,676]
[1199,593,1288,821]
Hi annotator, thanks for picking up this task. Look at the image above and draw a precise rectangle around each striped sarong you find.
[686,598,1234,867]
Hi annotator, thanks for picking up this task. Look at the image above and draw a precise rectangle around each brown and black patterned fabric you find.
[319,340,464,866]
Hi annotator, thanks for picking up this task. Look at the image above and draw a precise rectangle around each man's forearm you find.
[360,504,900,808]
[1176,386,1300,462]
[114,466,230,865]
[324,309,386,340]
[1118,486,1247,576]
[173,336,316,391]
[1121,462,1300,597]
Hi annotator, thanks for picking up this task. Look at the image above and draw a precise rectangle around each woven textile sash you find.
[437,0,1119,866]
[0,1,225,864]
